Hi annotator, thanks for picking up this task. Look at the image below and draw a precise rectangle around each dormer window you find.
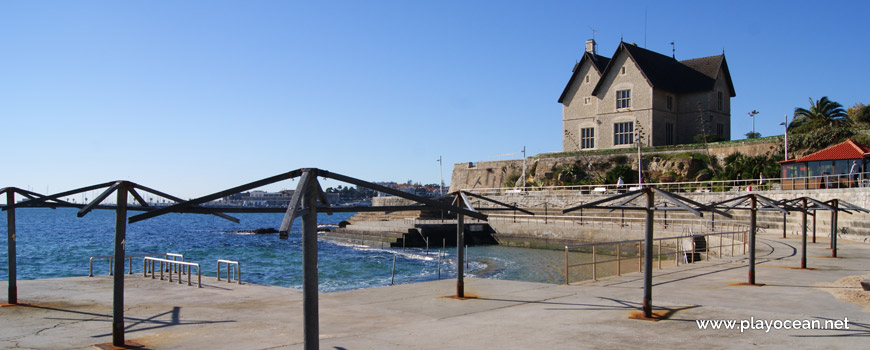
[616,90,631,109]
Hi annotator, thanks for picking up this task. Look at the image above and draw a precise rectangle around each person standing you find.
[850,160,860,188]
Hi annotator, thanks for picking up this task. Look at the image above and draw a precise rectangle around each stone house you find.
[559,40,736,151]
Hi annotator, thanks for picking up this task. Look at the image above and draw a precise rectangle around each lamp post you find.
[779,115,789,161]
[747,110,759,138]
[636,134,643,186]
[521,146,527,191]
[437,156,444,196]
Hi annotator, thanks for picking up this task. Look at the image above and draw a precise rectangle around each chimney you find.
[585,39,596,55]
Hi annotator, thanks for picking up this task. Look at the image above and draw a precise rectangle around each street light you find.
[521,146,527,191]
[779,115,789,161]
[436,156,444,196]
[747,110,759,138]
[636,134,643,186]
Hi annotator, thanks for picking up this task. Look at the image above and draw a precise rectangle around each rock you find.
[233,227,278,234]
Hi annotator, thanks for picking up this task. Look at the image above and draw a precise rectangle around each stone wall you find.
[450,137,783,191]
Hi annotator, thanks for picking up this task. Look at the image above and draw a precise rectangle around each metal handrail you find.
[465,171,870,195]
[166,252,185,275]
[564,228,750,284]
[217,259,241,284]
[143,257,201,288]
[89,253,167,277]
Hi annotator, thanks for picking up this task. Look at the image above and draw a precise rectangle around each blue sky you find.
[2,1,868,201]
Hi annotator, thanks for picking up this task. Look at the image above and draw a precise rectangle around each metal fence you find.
[466,172,870,196]
[89,253,171,277]
[563,227,750,284]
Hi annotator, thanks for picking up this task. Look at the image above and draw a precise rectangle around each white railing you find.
[143,256,201,288]
[89,253,168,277]
[217,259,241,284]
[465,172,870,195]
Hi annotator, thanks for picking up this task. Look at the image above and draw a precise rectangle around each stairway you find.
[686,235,707,263]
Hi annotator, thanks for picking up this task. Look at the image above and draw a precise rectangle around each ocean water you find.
[0,208,581,292]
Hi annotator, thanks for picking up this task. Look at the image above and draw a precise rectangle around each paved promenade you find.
[2,231,869,349]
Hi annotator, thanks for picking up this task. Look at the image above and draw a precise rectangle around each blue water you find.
[0,208,570,292]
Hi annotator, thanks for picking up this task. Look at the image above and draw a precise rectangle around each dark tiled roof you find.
[557,52,611,103]
[681,55,736,97]
[589,42,735,97]
[780,139,870,164]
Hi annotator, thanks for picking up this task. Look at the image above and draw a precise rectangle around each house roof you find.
[780,139,870,164]
[589,42,736,97]
[557,52,611,103]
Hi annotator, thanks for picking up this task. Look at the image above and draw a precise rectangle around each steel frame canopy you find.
[704,194,866,284]
[1,187,78,306]
[126,168,487,350]
[776,197,866,265]
[3,181,236,348]
[561,187,731,319]
[447,190,532,299]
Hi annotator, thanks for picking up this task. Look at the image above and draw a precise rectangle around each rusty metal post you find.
[112,182,128,346]
[748,195,757,285]
[782,212,787,238]
[657,242,662,269]
[642,189,654,318]
[637,242,642,272]
[564,247,569,285]
[691,238,696,263]
[731,232,734,256]
[711,211,715,231]
[831,199,839,258]
[801,197,808,268]
[544,202,548,224]
[812,210,817,243]
[456,199,465,298]
[664,202,668,228]
[616,243,621,276]
[592,246,597,280]
[6,190,17,304]
[301,176,320,350]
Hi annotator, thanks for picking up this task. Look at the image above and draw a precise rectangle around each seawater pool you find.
[0,208,593,292]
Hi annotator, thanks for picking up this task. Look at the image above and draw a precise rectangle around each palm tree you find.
[789,96,850,132]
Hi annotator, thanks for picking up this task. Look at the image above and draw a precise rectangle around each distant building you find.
[560,39,735,151]
[218,190,295,207]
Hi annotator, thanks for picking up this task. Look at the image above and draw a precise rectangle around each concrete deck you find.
[2,231,870,349]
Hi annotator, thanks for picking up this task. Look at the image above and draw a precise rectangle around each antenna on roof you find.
[670,41,675,59]
[644,8,647,48]
[587,26,599,54]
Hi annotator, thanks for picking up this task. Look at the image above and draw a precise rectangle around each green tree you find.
[745,131,761,139]
[789,96,850,133]
[605,164,637,184]
[714,152,779,181]
[847,102,870,126]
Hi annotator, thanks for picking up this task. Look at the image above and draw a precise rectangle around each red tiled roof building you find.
[779,139,869,190]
